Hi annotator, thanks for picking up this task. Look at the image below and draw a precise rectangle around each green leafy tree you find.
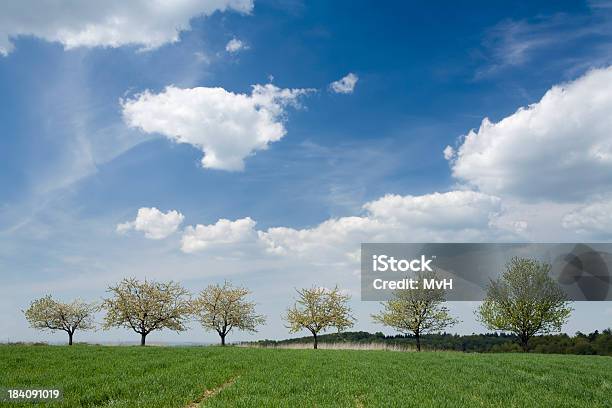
[191,281,265,346]
[477,257,572,351]
[284,286,354,349]
[372,270,458,351]
[24,295,97,345]
[102,278,191,346]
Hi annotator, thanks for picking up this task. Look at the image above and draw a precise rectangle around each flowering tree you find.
[102,278,191,346]
[284,286,354,349]
[372,270,457,351]
[191,281,265,345]
[24,295,97,345]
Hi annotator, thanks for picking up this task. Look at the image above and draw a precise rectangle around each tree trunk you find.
[520,334,529,352]
[220,333,226,346]
[140,332,147,346]
[68,331,73,346]
[313,332,318,349]
[415,332,421,352]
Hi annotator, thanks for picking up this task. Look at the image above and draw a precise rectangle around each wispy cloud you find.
[475,5,612,78]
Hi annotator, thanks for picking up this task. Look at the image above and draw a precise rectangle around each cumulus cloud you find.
[174,191,509,260]
[122,84,312,171]
[445,67,612,202]
[225,38,248,53]
[258,191,507,262]
[443,145,455,161]
[181,217,257,253]
[117,207,184,239]
[329,73,359,94]
[258,216,384,258]
[363,191,501,230]
[562,198,612,236]
[0,0,253,56]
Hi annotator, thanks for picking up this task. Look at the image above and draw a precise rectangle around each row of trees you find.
[24,257,574,351]
[25,280,264,346]
[285,257,571,352]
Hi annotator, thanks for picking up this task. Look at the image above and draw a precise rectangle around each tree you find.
[477,257,572,352]
[284,286,354,349]
[102,278,191,346]
[372,270,457,351]
[191,281,265,346]
[24,295,97,345]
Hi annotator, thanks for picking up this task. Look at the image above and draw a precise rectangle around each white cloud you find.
[510,220,529,234]
[121,84,312,171]
[174,191,510,260]
[562,197,612,236]
[443,145,455,160]
[258,216,385,258]
[258,191,508,262]
[117,207,184,239]
[0,0,253,55]
[329,73,359,94]
[363,191,501,229]
[181,217,257,253]
[446,67,612,201]
[225,38,248,53]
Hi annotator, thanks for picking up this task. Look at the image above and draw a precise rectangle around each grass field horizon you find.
[1,345,610,407]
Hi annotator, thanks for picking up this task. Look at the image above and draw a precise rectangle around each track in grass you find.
[185,375,239,408]
[1,345,610,407]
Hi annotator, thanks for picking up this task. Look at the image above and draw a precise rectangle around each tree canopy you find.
[372,270,457,351]
[477,257,572,351]
[102,278,191,345]
[24,295,97,345]
[191,281,265,345]
[284,286,354,349]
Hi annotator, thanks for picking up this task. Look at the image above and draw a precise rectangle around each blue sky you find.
[1,0,612,344]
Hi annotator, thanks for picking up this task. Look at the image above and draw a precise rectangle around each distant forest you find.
[252,329,612,356]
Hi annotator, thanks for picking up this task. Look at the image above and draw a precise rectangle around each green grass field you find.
[1,345,610,407]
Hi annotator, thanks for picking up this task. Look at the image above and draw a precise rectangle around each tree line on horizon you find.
[24,257,577,352]
[253,330,612,356]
